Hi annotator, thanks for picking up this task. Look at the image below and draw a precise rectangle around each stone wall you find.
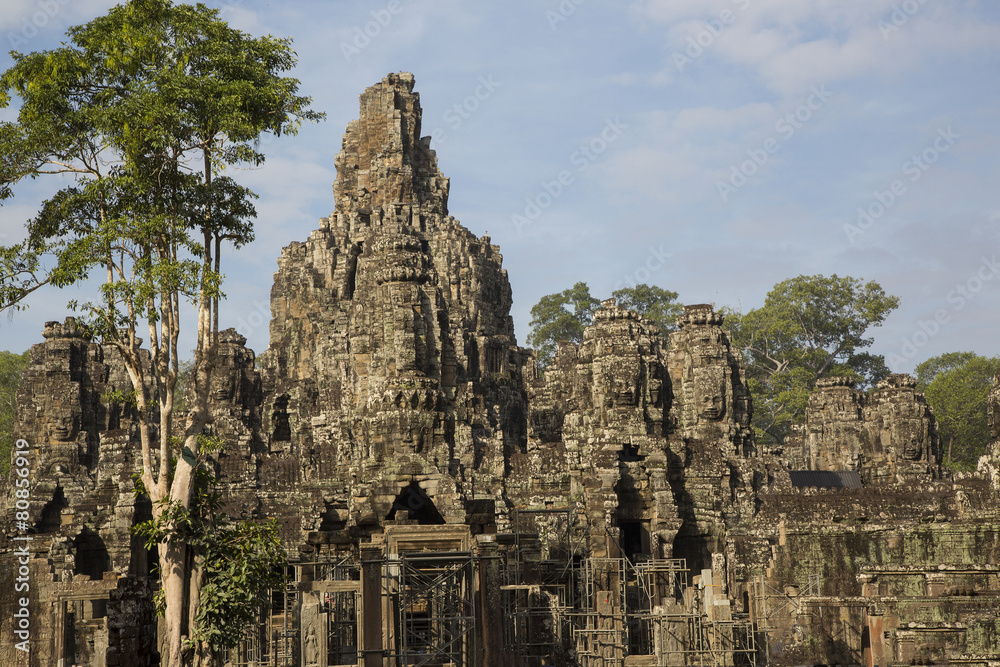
[735,475,1000,666]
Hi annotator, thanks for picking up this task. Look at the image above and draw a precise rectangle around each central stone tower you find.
[258,73,528,543]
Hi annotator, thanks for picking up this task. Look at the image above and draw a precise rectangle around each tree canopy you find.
[611,284,683,333]
[0,349,30,477]
[914,351,980,389]
[527,281,601,365]
[726,274,899,443]
[916,352,1000,470]
[527,282,682,366]
[0,1,321,664]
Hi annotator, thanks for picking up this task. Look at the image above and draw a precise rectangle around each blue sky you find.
[2,0,999,373]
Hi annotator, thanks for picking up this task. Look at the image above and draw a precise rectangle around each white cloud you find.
[631,0,1000,95]
[2,0,999,368]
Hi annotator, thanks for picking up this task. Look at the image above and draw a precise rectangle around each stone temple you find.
[2,73,1000,667]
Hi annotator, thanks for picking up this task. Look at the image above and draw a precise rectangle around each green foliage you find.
[195,432,224,455]
[0,350,30,476]
[611,284,683,333]
[527,282,601,366]
[103,387,138,410]
[132,465,288,655]
[528,282,683,366]
[914,351,979,390]
[0,242,50,313]
[0,0,322,342]
[173,358,195,411]
[726,274,899,443]
[918,353,1000,470]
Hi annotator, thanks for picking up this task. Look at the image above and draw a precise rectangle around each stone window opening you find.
[346,245,360,298]
[271,395,291,442]
[486,344,503,374]
[386,482,445,525]
[74,527,112,580]
[37,486,68,533]
[618,443,645,462]
[620,520,651,562]
[89,599,107,620]
[672,534,712,578]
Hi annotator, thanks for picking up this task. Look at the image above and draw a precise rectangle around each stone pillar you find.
[476,535,506,667]
[301,602,326,667]
[361,547,383,667]
[863,612,886,667]
[862,373,940,483]
[802,377,864,471]
[860,576,886,667]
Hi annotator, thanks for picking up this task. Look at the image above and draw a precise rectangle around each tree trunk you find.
[188,556,206,667]
[161,540,191,667]
[158,279,215,665]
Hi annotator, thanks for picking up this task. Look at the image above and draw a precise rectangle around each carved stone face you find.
[613,382,638,407]
[48,414,76,442]
[693,366,725,421]
[902,437,922,461]
[212,375,235,402]
[607,359,640,407]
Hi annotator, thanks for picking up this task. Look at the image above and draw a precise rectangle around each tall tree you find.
[0,1,321,664]
[0,350,30,476]
[133,458,289,663]
[527,282,683,366]
[914,351,979,389]
[611,284,683,333]
[527,281,601,366]
[726,274,899,443]
[917,353,1000,470]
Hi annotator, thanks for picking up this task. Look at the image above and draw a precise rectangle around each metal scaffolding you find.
[502,508,582,663]
[227,568,300,667]
[226,554,362,667]
[317,554,362,667]
[628,558,688,657]
[574,557,627,667]
[225,527,770,667]
[510,507,581,589]
[383,551,478,667]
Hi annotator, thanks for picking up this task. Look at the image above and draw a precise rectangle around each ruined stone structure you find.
[0,320,157,667]
[742,373,1000,667]
[783,373,942,484]
[2,73,999,667]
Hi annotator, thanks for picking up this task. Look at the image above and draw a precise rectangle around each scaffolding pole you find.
[384,551,478,667]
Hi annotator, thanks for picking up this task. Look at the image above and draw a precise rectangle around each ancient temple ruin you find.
[2,73,999,667]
